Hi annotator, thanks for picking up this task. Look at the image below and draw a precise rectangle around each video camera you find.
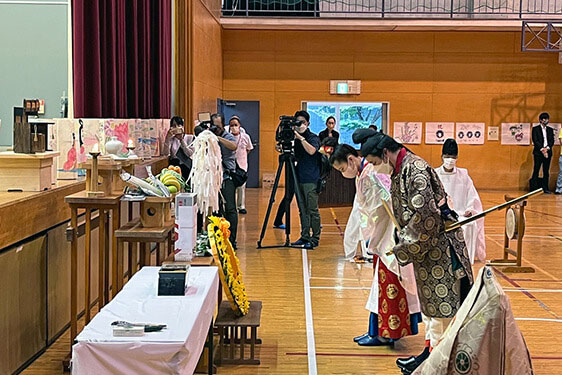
[196,112,220,135]
[276,115,303,152]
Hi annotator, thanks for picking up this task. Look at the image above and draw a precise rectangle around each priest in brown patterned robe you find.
[352,129,473,375]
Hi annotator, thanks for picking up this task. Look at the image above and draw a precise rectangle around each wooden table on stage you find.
[0,151,60,192]
[64,192,122,353]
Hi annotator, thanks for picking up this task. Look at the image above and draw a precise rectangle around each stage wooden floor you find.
[23,189,562,375]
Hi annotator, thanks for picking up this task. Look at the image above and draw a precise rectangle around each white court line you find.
[515,318,562,323]
[310,277,364,281]
[302,249,317,375]
[310,286,371,290]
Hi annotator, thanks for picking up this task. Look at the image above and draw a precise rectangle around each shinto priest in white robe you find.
[435,165,486,264]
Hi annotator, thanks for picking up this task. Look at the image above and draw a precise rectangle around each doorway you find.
[217,99,260,188]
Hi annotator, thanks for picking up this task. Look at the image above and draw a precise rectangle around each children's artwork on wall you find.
[425,122,455,144]
[104,119,130,153]
[393,122,422,144]
[157,119,167,155]
[56,119,78,179]
[487,126,499,141]
[501,123,531,145]
[455,123,485,145]
[148,119,159,157]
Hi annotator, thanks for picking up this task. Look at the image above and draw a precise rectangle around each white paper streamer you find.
[188,130,223,215]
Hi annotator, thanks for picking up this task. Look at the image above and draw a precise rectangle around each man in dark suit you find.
[531,112,555,193]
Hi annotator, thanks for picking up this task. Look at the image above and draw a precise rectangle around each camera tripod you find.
[257,150,307,249]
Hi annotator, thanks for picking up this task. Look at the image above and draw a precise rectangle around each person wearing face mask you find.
[352,128,473,375]
[318,116,340,143]
[227,116,254,215]
[330,144,421,347]
[435,139,486,265]
[531,112,555,193]
[282,110,322,249]
[210,113,239,249]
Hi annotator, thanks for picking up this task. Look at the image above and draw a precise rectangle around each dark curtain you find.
[73,0,171,119]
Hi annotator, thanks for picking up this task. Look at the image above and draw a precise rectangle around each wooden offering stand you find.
[489,195,535,273]
[79,157,140,197]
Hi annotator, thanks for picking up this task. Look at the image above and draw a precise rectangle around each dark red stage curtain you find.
[73,0,171,119]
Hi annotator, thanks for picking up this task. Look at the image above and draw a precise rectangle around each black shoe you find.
[238,208,247,214]
[357,336,394,346]
[303,242,314,250]
[353,332,369,342]
[273,223,286,229]
[291,239,308,247]
[544,190,552,194]
[397,347,430,372]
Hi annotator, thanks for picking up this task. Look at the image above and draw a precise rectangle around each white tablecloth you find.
[72,266,219,375]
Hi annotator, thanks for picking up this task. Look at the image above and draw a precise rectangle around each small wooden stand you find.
[215,300,262,366]
[0,151,59,191]
[64,192,122,358]
[140,196,173,227]
[79,158,140,196]
[489,195,535,273]
[115,217,174,275]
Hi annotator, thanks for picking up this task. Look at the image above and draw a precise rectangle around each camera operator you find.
[276,110,322,249]
[210,113,240,249]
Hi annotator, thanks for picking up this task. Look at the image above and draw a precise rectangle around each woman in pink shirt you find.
[228,116,254,214]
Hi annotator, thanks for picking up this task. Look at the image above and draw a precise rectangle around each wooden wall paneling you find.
[222,29,562,190]
[0,236,46,375]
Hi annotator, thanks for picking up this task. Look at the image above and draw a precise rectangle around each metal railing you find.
[222,0,562,18]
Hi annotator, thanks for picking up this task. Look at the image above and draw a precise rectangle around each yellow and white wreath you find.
[208,216,250,316]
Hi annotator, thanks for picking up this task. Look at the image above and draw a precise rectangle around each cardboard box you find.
[174,224,197,262]
[176,204,198,228]
[176,193,197,208]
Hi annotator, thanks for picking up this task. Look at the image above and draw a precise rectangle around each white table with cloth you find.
[71,266,219,375]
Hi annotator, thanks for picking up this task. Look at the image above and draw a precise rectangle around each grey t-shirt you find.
[219,131,237,176]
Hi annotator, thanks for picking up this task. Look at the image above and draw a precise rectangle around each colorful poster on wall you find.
[157,119,167,156]
[487,126,499,141]
[104,119,130,154]
[501,123,531,145]
[55,118,78,179]
[79,119,104,163]
[425,122,455,144]
[455,123,485,145]
[533,123,562,145]
[393,122,422,144]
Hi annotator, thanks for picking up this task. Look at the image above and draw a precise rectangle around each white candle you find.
[128,139,134,148]
[92,143,99,153]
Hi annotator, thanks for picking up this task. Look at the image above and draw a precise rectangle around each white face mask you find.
[443,157,457,170]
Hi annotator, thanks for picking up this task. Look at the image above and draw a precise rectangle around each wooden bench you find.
[215,300,262,365]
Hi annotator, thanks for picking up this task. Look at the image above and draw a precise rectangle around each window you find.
[303,101,389,146]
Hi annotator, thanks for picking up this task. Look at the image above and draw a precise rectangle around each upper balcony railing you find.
[222,0,562,18]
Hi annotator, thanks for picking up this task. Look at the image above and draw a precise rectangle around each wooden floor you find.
[22,189,562,374]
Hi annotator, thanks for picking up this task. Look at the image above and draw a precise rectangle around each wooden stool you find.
[215,300,262,365]
[64,192,122,353]
[115,218,174,279]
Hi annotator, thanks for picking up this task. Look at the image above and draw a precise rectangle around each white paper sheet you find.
[425,122,455,144]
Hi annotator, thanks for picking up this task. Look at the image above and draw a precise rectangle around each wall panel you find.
[223,30,562,190]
